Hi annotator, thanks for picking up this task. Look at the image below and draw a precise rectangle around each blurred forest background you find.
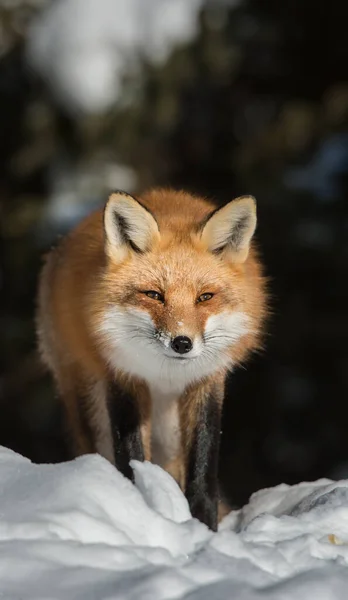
[2,0,348,507]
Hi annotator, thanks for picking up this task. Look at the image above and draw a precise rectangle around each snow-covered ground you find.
[1,446,348,599]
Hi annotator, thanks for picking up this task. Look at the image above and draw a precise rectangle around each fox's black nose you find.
[171,335,193,354]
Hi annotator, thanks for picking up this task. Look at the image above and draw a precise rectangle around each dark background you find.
[2,0,348,507]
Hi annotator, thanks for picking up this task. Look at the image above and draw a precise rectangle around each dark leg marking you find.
[185,393,222,531]
[76,394,96,452]
[107,381,144,481]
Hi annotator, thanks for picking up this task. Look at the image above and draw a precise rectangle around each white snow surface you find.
[1,446,348,599]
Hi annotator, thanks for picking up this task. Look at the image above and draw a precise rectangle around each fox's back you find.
[140,188,214,232]
[37,208,107,376]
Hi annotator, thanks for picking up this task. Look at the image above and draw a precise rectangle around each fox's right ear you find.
[104,191,160,262]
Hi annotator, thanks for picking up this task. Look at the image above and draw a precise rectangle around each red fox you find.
[36,188,267,530]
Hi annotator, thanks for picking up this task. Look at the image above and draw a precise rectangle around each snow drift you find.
[0,445,348,599]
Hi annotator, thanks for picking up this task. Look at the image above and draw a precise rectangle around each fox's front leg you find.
[182,381,224,531]
[107,380,146,481]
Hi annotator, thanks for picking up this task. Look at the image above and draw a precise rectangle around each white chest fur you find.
[149,386,181,467]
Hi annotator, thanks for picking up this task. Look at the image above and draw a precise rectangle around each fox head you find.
[95,189,266,392]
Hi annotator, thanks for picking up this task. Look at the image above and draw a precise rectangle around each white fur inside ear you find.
[201,195,257,260]
[104,192,159,260]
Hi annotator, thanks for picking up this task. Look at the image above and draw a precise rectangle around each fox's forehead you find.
[128,245,228,289]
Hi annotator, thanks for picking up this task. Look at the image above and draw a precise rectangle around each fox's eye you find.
[198,293,214,303]
[143,290,164,302]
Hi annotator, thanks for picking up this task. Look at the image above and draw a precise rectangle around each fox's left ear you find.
[104,191,160,262]
[200,195,257,263]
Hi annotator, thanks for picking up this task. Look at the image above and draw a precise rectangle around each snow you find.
[26,0,204,114]
[1,446,348,599]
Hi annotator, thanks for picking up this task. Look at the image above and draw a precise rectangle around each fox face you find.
[94,191,262,392]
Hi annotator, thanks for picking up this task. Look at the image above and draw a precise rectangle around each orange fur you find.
[37,187,267,526]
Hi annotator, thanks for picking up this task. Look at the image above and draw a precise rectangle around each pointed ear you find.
[104,191,160,261]
[200,195,257,263]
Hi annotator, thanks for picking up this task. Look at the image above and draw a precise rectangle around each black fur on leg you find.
[107,381,144,481]
[185,392,222,531]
